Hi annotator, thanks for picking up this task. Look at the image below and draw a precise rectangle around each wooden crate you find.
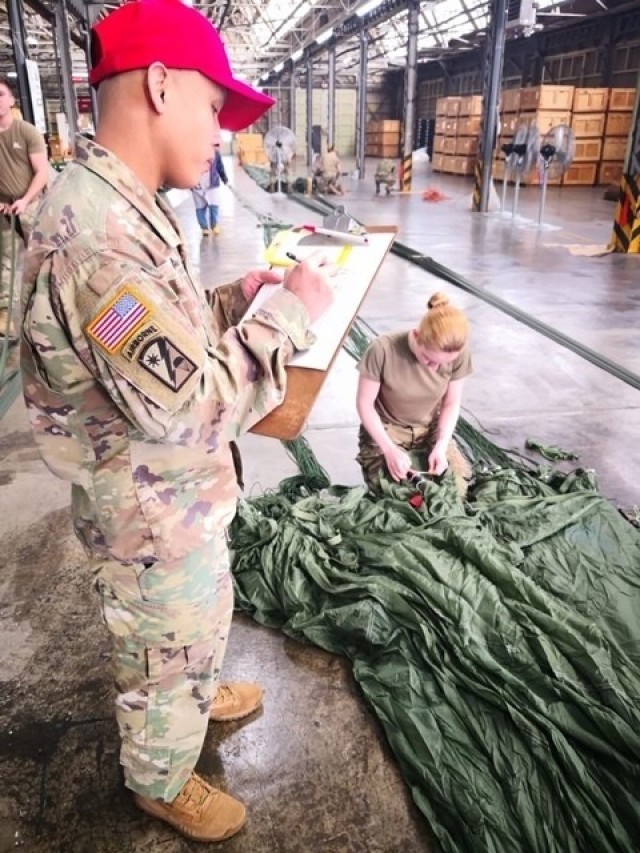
[366,131,401,145]
[598,162,624,185]
[442,137,457,154]
[573,138,603,162]
[500,113,520,135]
[602,137,628,161]
[238,146,268,165]
[433,136,446,154]
[502,88,521,112]
[458,115,482,136]
[570,112,606,138]
[368,119,401,133]
[432,152,445,171]
[520,85,574,111]
[236,132,263,150]
[605,112,632,137]
[492,159,504,180]
[451,155,476,176]
[455,136,478,156]
[562,162,597,186]
[436,97,448,117]
[441,154,456,173]
[573,88,609,113]
[444,118,458,136]
[435,117,447,134]
[608,88,636,112]
[445,97,462,117]
[519,110,572,134]
[459,95,483,116]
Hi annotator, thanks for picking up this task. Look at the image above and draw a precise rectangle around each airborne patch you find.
[86,288,152,353]
[137,336,197,391]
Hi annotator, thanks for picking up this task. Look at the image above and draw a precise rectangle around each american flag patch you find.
[86,289,151,353]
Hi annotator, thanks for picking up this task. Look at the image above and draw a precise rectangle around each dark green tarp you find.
[230,468,640,853]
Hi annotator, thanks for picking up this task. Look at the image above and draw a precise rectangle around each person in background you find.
[20,0,334,843]
[315,144,344,195]
[0,76,49,337]
[375,158,396,195]
[356,292,472,496]
[192,142,228,236]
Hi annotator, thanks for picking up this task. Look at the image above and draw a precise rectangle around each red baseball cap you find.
[89,0,274,131]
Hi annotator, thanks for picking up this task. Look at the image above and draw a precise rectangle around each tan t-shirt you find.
[320,149,340,177]
[357,331,472,428]
[0,119,46,203]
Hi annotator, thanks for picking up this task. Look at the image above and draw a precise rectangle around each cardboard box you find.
[501,88,521,113]
[432,152,445,171]
[458,95,483,117]
[598,162,624,185]
[433,136,446,154]
[436,97,448,117]
[443,137,457,154]
[562,162,597,186]
[573,88,609,113]
[573,138,603,162]
[602,137,628,161]
[519,110,572,134]
[458,116,482,136]
[238,147,268,166]
[608,88,636,112]
[435,117,447,134]
[605,112,632,137]
[444,118,458,136]
[368,120,401,133]
[520,85,574,112]
[571,112,606,138]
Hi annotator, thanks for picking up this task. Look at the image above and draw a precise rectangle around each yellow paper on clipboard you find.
[264,228,352,268]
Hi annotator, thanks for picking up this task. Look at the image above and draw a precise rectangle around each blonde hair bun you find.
[428,292,450,310]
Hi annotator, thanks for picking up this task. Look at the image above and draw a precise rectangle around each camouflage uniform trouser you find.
[356,421,471,497]
[1,200,38,311]
[93,533,233,802]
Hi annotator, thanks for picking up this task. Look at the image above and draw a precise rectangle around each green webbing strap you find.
[0,215,19,392]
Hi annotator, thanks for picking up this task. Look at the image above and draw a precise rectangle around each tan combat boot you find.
[210,681,263,722]
[0,307,17,339]
[134,772,246,842]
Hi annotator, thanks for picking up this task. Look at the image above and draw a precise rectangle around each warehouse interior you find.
[1,0,639,852]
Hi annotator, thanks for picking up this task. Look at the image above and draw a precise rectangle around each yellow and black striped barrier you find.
[401,153,412,192]
[611,174,640,253]
[472,160,483,212]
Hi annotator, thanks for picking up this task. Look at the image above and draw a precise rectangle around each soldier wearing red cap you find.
[20,0,333,842]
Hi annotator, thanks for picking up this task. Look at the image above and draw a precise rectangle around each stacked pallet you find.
[236,132,268,166]
[365,120,401,157]
[432,96,482,175]
[565,87,608,186]
[600,88,635,184]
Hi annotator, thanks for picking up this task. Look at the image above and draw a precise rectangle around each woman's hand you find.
[241,268,284,301]
[383,444,413,482]
[428,443,449,476]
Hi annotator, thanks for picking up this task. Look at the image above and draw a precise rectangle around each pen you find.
[301,225,369,245]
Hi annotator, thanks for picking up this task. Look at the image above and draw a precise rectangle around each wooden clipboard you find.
[250,225,397,440]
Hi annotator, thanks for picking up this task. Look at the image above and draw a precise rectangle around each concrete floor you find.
[0,153,638,852]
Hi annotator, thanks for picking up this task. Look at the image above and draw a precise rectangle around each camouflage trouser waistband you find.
[93,538,234,800]
[356,423,471,496]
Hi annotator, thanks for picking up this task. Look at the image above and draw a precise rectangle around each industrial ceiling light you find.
[356,0,386,16]
[315,27,334,45]
[291,49,304,61]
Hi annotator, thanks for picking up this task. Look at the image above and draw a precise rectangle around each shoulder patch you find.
[86,287,152,353]
[137,336,197,391]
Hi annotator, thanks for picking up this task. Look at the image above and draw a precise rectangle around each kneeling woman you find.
[356,292,472,495]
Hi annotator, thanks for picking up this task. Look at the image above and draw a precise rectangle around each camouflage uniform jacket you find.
[375,159,396,182]
[21,138,310,564]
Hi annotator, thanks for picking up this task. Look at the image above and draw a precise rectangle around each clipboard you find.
[250,225,397,441]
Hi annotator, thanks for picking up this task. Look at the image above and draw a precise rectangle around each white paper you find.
[241,231,395,370]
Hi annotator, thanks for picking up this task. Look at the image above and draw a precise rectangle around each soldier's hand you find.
[283,255,335,323]
[10,198,28,216]
[241,268,284,301]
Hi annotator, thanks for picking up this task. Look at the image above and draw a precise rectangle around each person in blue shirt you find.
[192,143,228,236]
